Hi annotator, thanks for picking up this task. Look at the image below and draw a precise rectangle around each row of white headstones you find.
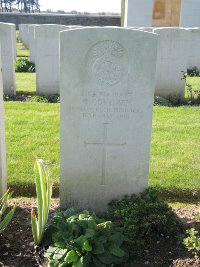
[0,24,197,212]
[1,22,200,99]
[126,0,200,28]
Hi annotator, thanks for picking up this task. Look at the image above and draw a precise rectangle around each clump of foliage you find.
[182,70,200,105]
[183,228,200,257]
[29,94,60,103]
[0,190,16,234]
[154,96,171,106]
[187,67,200,77]
[167,95,188,106]
[29,95,48,103]
[44,209,129,266]
[15,58,35,73]
[31,159,52,246]
[107,188,180,257]
[47,94,60,103]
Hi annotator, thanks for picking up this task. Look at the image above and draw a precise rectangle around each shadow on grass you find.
[8,183,200,203]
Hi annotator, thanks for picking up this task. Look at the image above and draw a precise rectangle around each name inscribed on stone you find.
[68,39,144,120]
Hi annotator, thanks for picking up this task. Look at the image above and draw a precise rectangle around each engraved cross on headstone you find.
[84,123,126,186]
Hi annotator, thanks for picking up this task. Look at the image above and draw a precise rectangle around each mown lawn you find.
[16,42,30,58]
[150,106,200,197]
[16,73,36,94]
[5,102,60,189]
[4,102,200,198]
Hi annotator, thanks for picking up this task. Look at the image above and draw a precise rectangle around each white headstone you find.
[19,24,30,48]
[28,24,39,63]
[7,23,16,59]
[0,46,7,197]
[0,23,16,95]
[35,24,81,95]
[127,0,154,27]
[180,0,200,27]
[60,27,158,213]
[187,28,200,71]
[153,27,189,98]
[139,27,155,32]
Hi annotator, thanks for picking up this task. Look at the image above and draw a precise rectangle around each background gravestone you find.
[180,0,200,27]
[35,24,81,95]
[186,28,200,71]
[0,47,7,197]
[60,27,158,213]
[28,24,39,63]
[153,27,189,98]
[19,24,30,48]
[127,0,154,27]
[0,23,16,95]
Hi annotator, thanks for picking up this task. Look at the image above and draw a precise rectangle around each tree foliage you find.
[0,0,40,13]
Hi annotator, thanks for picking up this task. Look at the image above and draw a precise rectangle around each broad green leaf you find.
[52,248,68,260]
[78,213,88,220]
[87,219,97,230]
[97,252,114,264]
[85,228,95,238]
[109,244,125,257]
[92,242,105,255]
[92,256,106,267]
[96,236,107,244]
[64,250,79,263]
[72,257,84,267]
[82,240,92,252]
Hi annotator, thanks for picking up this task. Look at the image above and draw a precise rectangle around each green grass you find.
[187,77,200,90]
[16,42,30,58]
[5,102,60,191]
[4,102,200,199]
[16,73,36,94]
[150,106,200,199]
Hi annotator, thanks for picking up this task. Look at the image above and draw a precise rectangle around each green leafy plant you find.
[29,95,60,103]
[47,94,60,103]
[15,58,35,73]
[183,228,200,257]
[31,159,52,246]
[44,209,129,266]
[107,188,180,257]
[0,190,16,234]
[187,67,200,77]
[181,70,200,105]
[29,95,48,103]
[154,96,171,106]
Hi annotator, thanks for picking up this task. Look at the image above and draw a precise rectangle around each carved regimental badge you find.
[86,40,128,87]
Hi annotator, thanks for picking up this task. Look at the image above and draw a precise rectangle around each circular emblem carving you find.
[86,40,128,87]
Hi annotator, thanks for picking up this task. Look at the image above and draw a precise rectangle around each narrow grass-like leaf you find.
[31,159,52,246]
[31,209,39,244]
[0,203,16,234]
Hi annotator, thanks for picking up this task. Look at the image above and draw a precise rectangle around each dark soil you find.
[0,199,200,267]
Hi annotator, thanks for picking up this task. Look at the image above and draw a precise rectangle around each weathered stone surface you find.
[180,0,200,27]
[0,23,16,95]
[60,27,157,213]
[19,24,30,48]
[153,27,189,97]
[28,24,38,63]
[127,0,154,27]
[35,24,81,95]
[0,47,7,197]
[186,28,200,71]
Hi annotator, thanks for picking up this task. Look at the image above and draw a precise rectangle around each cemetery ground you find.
[0,37,200,267]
